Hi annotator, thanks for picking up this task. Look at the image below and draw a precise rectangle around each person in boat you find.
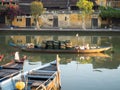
[20,55,27,61]
[84,44,90,49]
[14,51,20,61]
[14,51,27,62]
[80,46,85,50]
[75,46,80,50]
[27,43,34,48]
[79,44,90,50]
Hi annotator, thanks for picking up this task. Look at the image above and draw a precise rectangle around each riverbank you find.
[0,28,120,36]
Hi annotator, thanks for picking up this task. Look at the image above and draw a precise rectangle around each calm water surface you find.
[0,35,120,90]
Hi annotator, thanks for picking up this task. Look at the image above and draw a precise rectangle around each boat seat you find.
[2,66,22,70]
[0,69,19,73]
[0,69,19,79]
[39,65,57,71]
[29,71,55,76]
[31,81,43,87]
[0,72,6,77]
[27,75,52,79]
[31,82,45,90]
[32,70,55,73]
[2,63,23,70]
[0,71,19,82]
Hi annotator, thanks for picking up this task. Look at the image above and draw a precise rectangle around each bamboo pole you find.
[56,54,61,89]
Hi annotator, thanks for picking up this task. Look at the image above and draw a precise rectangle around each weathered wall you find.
[12,13,101,29]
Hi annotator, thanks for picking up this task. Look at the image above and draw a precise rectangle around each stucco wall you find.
[12,13,101,29]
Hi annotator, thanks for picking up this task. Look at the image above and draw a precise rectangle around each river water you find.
[0,34,120,90]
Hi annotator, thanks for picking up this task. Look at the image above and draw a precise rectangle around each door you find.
[0,14,5,24]
[53,16,58,27]
[91,18,98,29]
[26,18,31,27]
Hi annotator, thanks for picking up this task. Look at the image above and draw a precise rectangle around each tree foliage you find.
[0,4,20,25]
[76,0,93,14]
[31,1,44,17]
[30,1,44,29]
[76,0,93,29]
[99,6,120,18]
[5,4,20,21]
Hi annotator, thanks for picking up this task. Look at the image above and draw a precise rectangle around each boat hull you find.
[0,60,61,90]
[9,42,111,54]
[0,60,24,90]
[21,47,111,54]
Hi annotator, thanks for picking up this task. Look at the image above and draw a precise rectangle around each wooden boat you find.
[0,60,23,82]
[9,42,111,54]
[0,55,61,90]
[21,46,111,53]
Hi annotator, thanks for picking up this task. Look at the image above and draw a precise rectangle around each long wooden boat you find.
[9,42,111,54]
[0,60,23,82]
[21,46,111,53]
[0,55,61,90]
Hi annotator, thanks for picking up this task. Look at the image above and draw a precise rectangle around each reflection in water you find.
[0,35,120,68]
[23,60,42,72]
[60,53,114,69]
[0,35,113,62]
[6,35,113,47]
[0,35,120,90]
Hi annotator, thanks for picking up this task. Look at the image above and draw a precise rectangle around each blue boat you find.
[0,55,61,90]
[0,60,23,82]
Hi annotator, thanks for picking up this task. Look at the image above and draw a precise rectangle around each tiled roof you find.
[19,0,33,3]
[19,5,30,14]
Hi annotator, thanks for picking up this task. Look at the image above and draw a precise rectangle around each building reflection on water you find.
[5,35,112,46]
[0,35,120,90]
[0,35,120,69]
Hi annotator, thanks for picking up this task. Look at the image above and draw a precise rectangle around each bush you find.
[99,6,120,18]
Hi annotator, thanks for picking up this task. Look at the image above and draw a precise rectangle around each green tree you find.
[99,6,120,27]
[99,6,120,18]
[30,1,44,29]
[76,0,93,30]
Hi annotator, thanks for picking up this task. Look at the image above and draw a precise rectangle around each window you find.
[65,16,67,21]
[17,17,22,22]
[48,18,53,21]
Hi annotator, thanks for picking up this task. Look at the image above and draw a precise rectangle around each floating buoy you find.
[15,80,25,90]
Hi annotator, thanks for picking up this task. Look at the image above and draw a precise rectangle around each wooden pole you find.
[56,54,61,89]
[56,54,60,72]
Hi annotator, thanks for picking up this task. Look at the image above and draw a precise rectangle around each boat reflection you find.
[77,53,110,58]
[76,53,111,64]
[59,53,120,69]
